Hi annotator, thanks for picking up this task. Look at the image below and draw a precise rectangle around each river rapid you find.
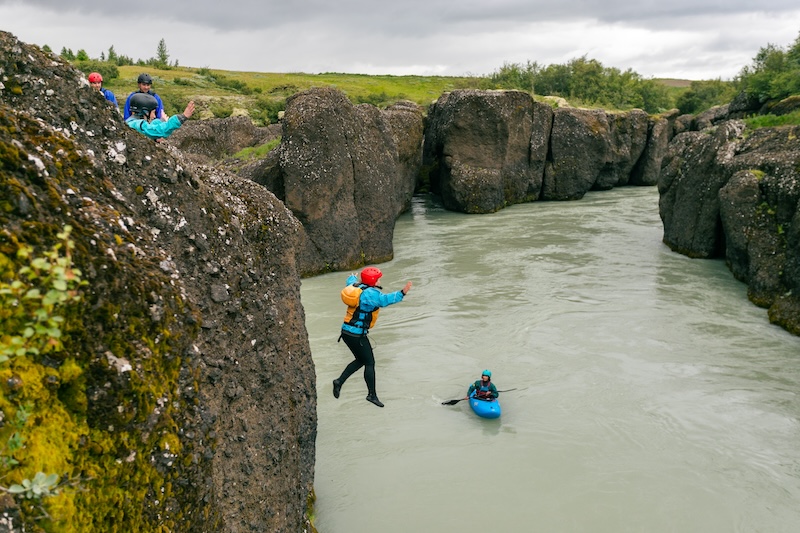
[300,186,800,533]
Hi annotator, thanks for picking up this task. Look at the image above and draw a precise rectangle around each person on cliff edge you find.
[333,267,412,407]
[88,72,118,109]
[123,73,167,120]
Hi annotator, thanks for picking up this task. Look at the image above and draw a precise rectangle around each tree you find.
[737,36,800,102]
[76,49,89,61]
[42,44,52,54]
[675,79,736,114]
[107,45,118,63]
[156,38,169,67]
[59,47,75,60]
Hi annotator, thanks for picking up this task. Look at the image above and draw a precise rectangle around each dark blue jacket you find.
[100,88,118,107]
[123,90,165,120]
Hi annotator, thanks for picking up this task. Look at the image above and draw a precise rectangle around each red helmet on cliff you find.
[88,72,103,83]
[360,267,382,287]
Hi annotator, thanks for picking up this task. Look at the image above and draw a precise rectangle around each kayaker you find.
[466,370,498,400]
[333,267,412,408]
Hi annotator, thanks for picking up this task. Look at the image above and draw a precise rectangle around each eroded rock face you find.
[660,118,800,335]
[383,100,425,216]
[629,115,670,186]
[543,107,611,200]
[603,109,649,187]
[0,31,316,532]
[659,121,746,258]
[275,87,423,274]
[423,90,657,210]
[423,89,543,213]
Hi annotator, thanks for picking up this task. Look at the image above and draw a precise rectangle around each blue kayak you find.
[469,391,501,419]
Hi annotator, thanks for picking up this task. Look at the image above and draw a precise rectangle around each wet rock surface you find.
[660,119,800,335]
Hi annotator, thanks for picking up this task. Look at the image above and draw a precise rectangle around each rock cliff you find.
[237,89,424,275]
[0,31,316,532]
[659,119,800,335]
[422,89,657,212]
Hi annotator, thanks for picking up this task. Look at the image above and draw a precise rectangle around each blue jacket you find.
[123,90,165,120]
[126,114,186,140]
[100,88,118,107]
[341,274,405,335]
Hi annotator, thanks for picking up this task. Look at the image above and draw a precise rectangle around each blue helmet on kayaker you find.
[482,369,491,378]
[360,267,382,287]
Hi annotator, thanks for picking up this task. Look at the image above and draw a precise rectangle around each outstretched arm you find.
[401,281,412,295]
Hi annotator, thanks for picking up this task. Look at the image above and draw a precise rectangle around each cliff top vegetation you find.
[52,31,800,126]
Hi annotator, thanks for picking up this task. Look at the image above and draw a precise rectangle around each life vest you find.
[341,283,380,332]
[474,380,494,399]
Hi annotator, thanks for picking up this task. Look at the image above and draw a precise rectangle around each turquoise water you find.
[302,187,800,533]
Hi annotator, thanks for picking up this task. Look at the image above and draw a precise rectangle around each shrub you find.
[210,102,234,118]
[0,226,84,523]
[676,79,737,114]
[252,96,286,124]
[74,60,119,81]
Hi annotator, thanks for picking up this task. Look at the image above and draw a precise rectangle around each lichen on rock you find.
[1,30,316,532]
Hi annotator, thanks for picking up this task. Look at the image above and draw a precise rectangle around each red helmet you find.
[360,267,382,287]
[88,72,103,83]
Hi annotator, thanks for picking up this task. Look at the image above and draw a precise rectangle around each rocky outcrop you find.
[629,115,670,186]
[423,90,545,213]
[768,95,800,116]
[383,100,425,216]
[604,109,649,187]
[241,87,424,275]
[543,107,612,200]
[659,119,800,335]
[659,120,746,258]
[0,31,316,532]
[165,116,280,164]
[727,91,762,119]
[422,90,656,211]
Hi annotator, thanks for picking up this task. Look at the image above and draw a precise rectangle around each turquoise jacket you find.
[126,114,186,140]
[341,274,405,335]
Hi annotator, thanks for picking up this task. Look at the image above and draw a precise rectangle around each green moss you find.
[1,105,214,531]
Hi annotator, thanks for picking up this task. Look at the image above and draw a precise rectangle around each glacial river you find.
[300,186,800,533]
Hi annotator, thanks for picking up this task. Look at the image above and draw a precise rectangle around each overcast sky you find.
[1,0,799,80]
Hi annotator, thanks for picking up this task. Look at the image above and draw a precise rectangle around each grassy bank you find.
[103,65,488,123]
[101,65,701,123]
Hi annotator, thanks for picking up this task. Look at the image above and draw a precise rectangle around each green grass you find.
[103,65,487,123]
[103,65,798,130]
[232,138,281,161]
[744,109,800,129]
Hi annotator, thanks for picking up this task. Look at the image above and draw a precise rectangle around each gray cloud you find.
[8,0,800,33]
[1,0,799,78]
